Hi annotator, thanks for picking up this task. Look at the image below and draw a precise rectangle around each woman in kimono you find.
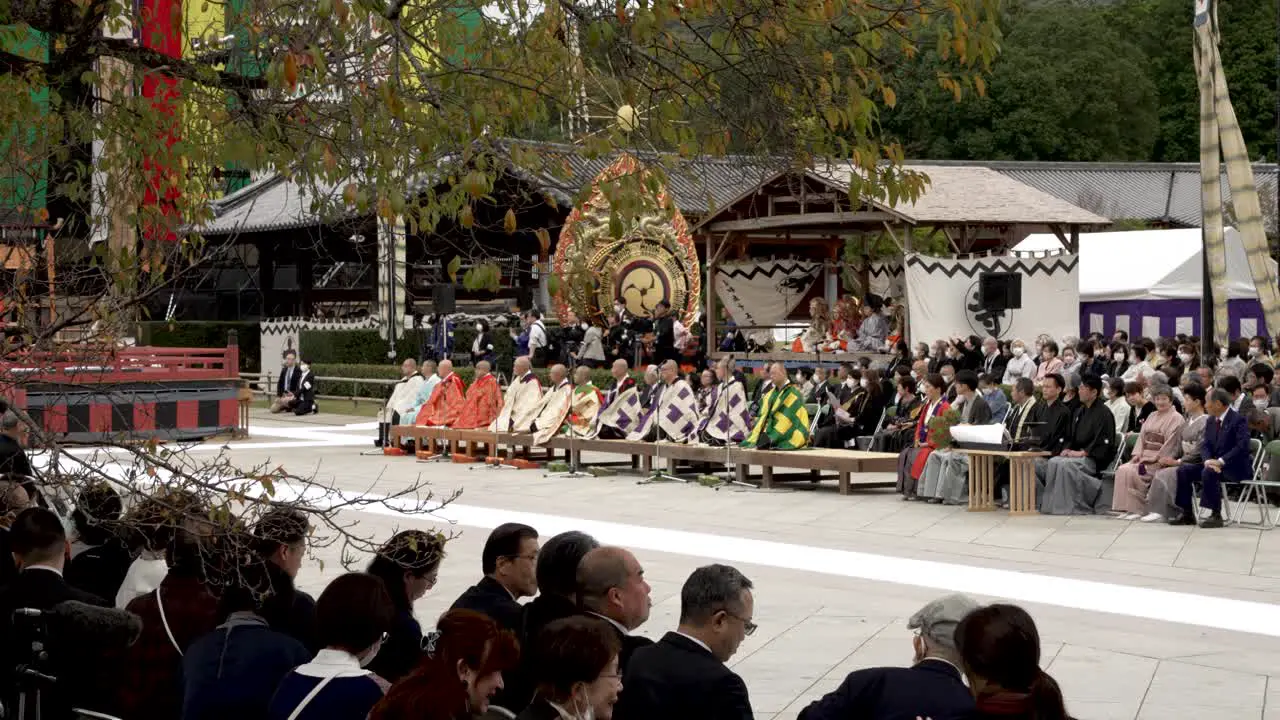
[895,373,949,499]
[1111,385,1184,519]
[1141,383,1209,522]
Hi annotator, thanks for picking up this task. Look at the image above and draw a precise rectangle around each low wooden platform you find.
[388,425,898,495]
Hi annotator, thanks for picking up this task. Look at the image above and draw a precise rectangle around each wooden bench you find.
[387,426,898,494]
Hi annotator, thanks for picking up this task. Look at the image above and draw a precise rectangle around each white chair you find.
[1231,440,1280,528]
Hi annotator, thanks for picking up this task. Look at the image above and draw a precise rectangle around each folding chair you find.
[1231,439,1280,528]
[1099,433,1136,483]
[1193,438,1263,525]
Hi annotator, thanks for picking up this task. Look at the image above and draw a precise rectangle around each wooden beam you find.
[708,211,895,232]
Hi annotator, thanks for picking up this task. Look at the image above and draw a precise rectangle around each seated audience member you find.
[979,336,1007,379]
[939,362,958,402]
[614,564,755,720]
[856,368,891,435]
[503,530,600,713]
[118,490,203,608]
[365,530,447,683]
[1219,375,1269,436]
[1124,382,1149,432]
[869,376,922,453]
[1060,345,1082,382]
[1248,363,1280,407]
[918,371,993,505]
[255,508,317,650]
[1122,345,1155,383]
[1033,341,1065,386]
[1143,384,1209,523]
[955,604,1071,720]
[1038,375,1117,515]
[979,373,1009,424]
[182,560,312,720]
[1248,335,1272,365]
[1002,340,1036,385]
[741,362,811,450]
[1169,388,1252,528]
[0,479,32,586]
[1106,342,1130,379]
[993,378,1041,504]
[451,523,539,635]
[516,616,623,720]
[65,482,132,605]
[371,610,520,720]
[269,572,396,720]
[896,374,950,499]
[812,367,869,449]
[1104,378,1130,436]
[798,594,979,720]
[1217,339,1248,380]
[118,518,220,720]
[0,508,119,719]
[577,546,654,673]
[1111,386,1184,520]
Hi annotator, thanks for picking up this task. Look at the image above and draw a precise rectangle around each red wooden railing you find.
[1,341,239,384]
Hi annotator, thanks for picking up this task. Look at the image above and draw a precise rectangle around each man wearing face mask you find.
[797,594,978,720]
[938,363,958,403]
[614,564,756,720]
[471,320,497,365]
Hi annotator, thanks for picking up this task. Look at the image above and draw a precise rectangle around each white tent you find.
[1013,227,1271,301]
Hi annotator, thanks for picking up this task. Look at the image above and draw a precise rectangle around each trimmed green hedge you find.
[137,321,261,373]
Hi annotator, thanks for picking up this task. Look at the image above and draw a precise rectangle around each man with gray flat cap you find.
[797,593,979,720]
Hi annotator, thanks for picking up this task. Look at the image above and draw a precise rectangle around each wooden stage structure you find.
[389,425,898,495]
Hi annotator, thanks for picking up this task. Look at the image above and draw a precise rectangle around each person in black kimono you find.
[292,359,318,415]
[1038,375,1117,514]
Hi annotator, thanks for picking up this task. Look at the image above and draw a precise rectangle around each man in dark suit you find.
[1171,388,1252,528]
[0,410,34,480]
[577,546,654,673]
[271,349,301,413]
[451,523,539,635]
[253,509,317,650]
[292,358,318,415]
[0,507,113,718]
[652,300,677,364]
[614,564,755,720]
[798,593,978,720]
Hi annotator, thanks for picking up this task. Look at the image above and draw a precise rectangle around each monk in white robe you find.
[629,360,699,443]
[489,356,543,434]
[530,364,574,446]
[378,358,424,448]
[561,365,605,438]
[399,360,439,427]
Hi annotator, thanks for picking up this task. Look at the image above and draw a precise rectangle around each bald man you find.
[577,546,654,673]
[453,360,504,431]
[698,356,753,446]
[416,359,466,429]
[530,364,574,446]
[561,365,606,438]
[743,362,811,450]
[489,356,543,434]
[598,359,643,439]
[628,360,698,443]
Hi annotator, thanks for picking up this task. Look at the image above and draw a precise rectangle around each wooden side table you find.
[964,449,1048,514]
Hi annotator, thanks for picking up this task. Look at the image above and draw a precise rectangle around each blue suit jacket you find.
[1201,409,1252,481]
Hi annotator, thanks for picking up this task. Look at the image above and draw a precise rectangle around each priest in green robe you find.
[742,362,811,450]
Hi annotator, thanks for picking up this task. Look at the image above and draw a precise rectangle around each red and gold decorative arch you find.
[552,154,701,326]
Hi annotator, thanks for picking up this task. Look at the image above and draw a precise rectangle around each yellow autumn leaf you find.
[503,208,517,234]
[882,86,896,108]
[460,205,474,229]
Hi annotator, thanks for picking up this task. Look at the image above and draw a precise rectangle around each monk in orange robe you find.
[416,359,466,427]
[452,360,503,430]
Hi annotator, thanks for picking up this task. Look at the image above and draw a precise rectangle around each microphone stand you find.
[640,377,689,484]
[546,355,592,479]
[712,376,754,490]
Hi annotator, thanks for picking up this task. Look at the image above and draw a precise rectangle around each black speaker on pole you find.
[979,272,1022,311]
[432,284,457,314]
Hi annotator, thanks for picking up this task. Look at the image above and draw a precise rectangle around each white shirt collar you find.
[1218,408,1232,422]
[293,648,372,679]
[674,630,713,654]
[23,564,62,577]
[587,611,631,637]
[1230,395,1243,411]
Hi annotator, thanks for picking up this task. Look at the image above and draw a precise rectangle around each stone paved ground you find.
[201,411,1280,718]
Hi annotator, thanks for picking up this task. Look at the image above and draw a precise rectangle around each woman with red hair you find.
[371,609,520,720]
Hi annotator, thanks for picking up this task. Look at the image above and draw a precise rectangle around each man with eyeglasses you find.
[450,522,539,635]
[614,564,755,720]
[797,593,979,720]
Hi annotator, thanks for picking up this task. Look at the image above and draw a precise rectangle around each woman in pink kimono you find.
[1112,385,1184,519]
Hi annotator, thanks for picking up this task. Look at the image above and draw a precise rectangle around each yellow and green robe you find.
[742,381,811,450]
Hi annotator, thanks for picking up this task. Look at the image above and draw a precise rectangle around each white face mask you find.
[1178,353,1192,364]
[1220,348,1229,359]
[581,322,589,330]
[571,693,596,720]
[909,370,918,380]
[1012,346,1025,357]
[475,323,483,332]
[942,374,954,384]
[844,377,856,388]
[1250,346,1261,357]
[1113,352,1125,361]
[1064,356,1076,365]
[859,378,868,388]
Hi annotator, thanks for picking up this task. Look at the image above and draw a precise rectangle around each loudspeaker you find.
[979,272,1022,311]
[432,284,457,314]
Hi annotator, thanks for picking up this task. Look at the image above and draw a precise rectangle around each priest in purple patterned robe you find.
[697,356,753,446]
[598,359,644,439]
[628,360,699,443]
